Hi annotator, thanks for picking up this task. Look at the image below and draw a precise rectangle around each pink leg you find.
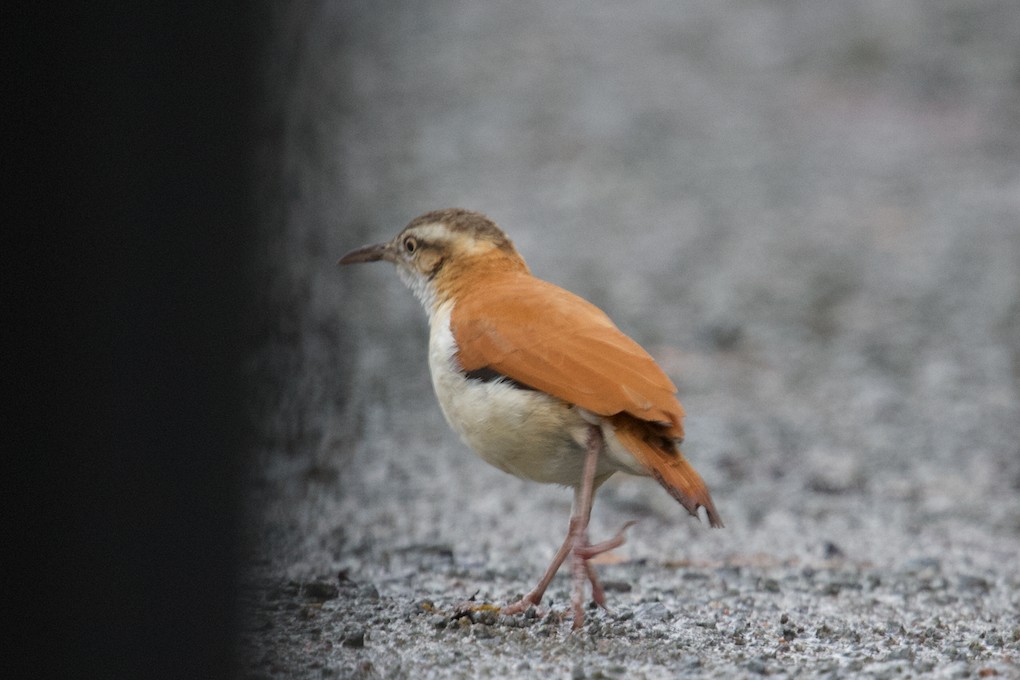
[568,426,607,628]
[500,528,574,616]
[580,520,636,608]
[502,426,635,629]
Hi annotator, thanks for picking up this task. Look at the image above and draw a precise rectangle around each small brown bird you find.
[339,208,722,628]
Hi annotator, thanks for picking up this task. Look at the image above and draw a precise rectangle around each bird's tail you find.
[610,414,724,528]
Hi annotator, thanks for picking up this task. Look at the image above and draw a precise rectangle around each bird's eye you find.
[404,236,418,254]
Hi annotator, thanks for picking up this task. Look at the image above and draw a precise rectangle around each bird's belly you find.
[439,371,597,484]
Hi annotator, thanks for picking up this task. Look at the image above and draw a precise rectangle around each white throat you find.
[396,267,438,319]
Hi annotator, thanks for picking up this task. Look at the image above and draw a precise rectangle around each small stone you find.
[342,629,366,648]
[822,582,842,596]
[472,624,495,639]
[823,541,845,559]
[958,575,991,592]
[475,608,498,626]
[886,620,905,636]
[302,580,339,602]
[357,583,379,600]
[634,601,671,623]
[497,614,518,627]
[815,623,835,639]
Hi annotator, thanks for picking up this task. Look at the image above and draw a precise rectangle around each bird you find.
[338,208,722,629]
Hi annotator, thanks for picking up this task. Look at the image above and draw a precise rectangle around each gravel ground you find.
[243,2,1020,677]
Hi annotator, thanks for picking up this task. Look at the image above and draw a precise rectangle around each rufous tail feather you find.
[611,415,724,528]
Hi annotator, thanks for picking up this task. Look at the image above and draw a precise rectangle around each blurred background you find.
[243,0,1020,674]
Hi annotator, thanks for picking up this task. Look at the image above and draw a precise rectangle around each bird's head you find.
[338,208,529,309]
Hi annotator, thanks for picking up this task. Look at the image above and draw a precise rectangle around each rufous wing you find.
[450,272,684,437]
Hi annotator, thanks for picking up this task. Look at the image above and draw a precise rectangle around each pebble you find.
[633,602,671,622]
[474,608,498,625]
[472,624,495,639]
[357,583,379,600]
[302,580,339,602]
[823,541,846,559]
[342,629,366,648]
[903,557,941,577]
[958,575,991,592]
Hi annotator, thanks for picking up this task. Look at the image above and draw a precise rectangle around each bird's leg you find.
[567,424,607,628]
[578,519,637,608]
[500,527,574,616]
[503,426,634,627]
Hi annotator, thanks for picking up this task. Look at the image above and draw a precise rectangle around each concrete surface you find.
[242,2,1020,677]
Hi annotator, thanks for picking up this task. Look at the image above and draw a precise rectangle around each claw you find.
[501,595,543,617]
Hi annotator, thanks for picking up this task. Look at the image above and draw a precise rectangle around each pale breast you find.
[426,301,617,486]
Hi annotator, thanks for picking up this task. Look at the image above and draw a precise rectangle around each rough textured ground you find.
[242,2,1020,677]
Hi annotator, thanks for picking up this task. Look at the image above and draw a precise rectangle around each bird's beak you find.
[337,242,393,266]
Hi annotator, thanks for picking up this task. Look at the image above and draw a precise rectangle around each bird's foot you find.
[570,520,637,629]
[500,594,545,618]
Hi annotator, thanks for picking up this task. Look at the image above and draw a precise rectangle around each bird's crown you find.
[399,206,522,270]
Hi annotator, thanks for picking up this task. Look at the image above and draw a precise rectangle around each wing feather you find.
[451,272,684,436]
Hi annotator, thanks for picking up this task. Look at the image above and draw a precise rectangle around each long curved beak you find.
[337,242,392,265]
